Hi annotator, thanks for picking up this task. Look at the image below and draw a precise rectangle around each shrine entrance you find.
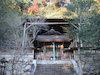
[22,19,74,60]
[35,29,73,60]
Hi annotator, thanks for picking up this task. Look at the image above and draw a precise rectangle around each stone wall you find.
[74,50,100,75]
[0,53,34,75]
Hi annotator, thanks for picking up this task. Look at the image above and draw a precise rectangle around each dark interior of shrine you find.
[38,19,72,35]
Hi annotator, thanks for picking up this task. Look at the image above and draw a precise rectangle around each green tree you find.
[80,3,100,47]
[64,0,99,74]
[0,0,24,50]
[65,0,96,46]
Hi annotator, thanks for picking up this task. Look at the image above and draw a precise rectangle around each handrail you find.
[71,59,82,75]
[30,60,37,75]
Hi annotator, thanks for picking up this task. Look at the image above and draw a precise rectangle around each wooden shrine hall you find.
[35,28,73,60]
[23,19,74,60]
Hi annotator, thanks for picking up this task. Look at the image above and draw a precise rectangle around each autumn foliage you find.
[23,0,39,14]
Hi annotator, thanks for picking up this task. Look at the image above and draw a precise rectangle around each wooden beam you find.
[26,22,69,25]
[22,23,26,49]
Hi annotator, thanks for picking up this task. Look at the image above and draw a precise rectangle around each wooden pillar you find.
[73,50,76,60]
[53,42,56,60]
[43,43,46,54]
[32,50,34,59]
[43,46,46,54]
[60,43,64,54]
[22,23,26,50]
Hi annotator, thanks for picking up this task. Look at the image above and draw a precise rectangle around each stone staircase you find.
[34,61,76,75]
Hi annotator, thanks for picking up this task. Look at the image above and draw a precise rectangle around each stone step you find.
[36,60,71,64]
[34,63,75,75]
